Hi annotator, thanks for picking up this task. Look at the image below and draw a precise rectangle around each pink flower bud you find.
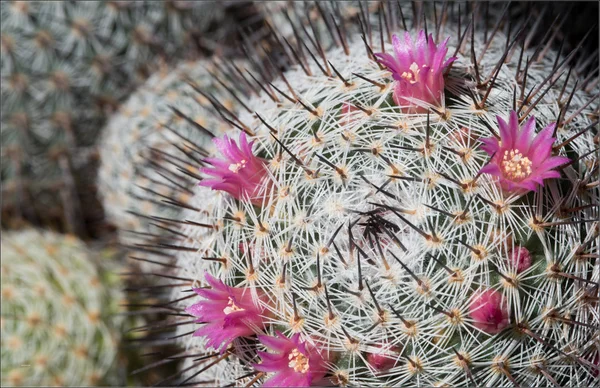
[509,246,532,273]
[367,346,400,371]
[468,289,510,334]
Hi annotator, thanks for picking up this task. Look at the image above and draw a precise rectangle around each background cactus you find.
[97,59,240,248]
[127,2,599,387]
[0,0,262,239]
[0,229,125,386]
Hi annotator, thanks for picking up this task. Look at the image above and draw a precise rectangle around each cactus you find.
[97,1,364,248]
[97,59,248,252]
[130,3,599,387]
[0,229,124,386]
[0,0,259,237]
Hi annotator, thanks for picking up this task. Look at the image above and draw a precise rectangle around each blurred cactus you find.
[0,0,260,238]
[0,229,124,386]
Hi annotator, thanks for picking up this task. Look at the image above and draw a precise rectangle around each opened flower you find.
[479,111,570,193]
[468,289,510,334]
[186,273,267,353]
[375,30,455,112]
[200,132,269,205]
[254,332,330,387]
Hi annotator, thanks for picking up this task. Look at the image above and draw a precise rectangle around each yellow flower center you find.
[288,348,310,373]
[228,160,247,173]
[223,297,244,315]
[401,62,421,84]
[501,149,532,180]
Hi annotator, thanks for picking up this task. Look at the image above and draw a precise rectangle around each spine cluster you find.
[98,59,241,250]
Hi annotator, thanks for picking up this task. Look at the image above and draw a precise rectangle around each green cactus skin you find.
[127,2,599,386]
[0,229,125,386]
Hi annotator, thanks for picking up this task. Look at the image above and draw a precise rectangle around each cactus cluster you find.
[1,229,124,386]
[0,0,251,236]
[126,2,599,387]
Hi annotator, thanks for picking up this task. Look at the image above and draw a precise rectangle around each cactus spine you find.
[97,59,249,254]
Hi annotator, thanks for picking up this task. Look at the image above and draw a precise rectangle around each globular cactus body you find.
[130,3,599,387]
[1,229,124,386]
[98,59,243,251]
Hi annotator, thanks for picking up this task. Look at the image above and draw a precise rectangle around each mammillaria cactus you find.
[97,59,244,249]
[0,229,124,386]
[130,2,598,387]
[0,0,259,237]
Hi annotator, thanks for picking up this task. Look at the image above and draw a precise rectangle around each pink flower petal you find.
[375,30,454,112]
[535,156,570,172]
[496,115,512,145]
[515,115,536,152]
[478,111,569,194]
[199,133,270,205]
[479,137,499,154]
[479,163,502,176]
[529,123,554,151]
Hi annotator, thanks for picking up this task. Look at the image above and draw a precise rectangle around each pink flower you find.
[375,30,455,112]
[200,132,270,205]
[254,332,330,387]
[468,289,510,334]
[367,346,400,371]
[186,273,268,353]
[479,111,570,193]
[508,246,532,273]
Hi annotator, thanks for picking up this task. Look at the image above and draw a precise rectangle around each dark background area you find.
[511,1,599,79]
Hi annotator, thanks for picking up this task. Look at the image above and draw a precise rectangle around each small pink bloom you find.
[186,273,267,353]
[508,246,532,273]
[200,132,270,205]
[479,111,570,193]
[375,30,455,112]
[367,346,400,371]
[468,289,510,334]
[254,332,330,387]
